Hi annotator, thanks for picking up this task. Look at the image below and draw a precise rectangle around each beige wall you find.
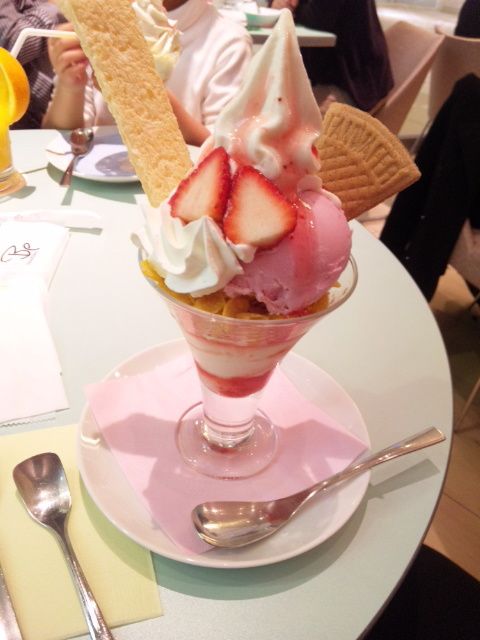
[377,0,463,13]
[437,0,463,12]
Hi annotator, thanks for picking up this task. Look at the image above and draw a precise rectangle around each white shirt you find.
[85,0,252,128]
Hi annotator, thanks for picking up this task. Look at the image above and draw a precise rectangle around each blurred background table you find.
[247,23,336,46]
[217,6,337,46]
[3,129,452,640]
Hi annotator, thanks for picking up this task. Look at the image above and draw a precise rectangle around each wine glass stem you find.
[200,383,261,448]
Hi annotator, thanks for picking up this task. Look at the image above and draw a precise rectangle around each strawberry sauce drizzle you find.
[195,364,274,398]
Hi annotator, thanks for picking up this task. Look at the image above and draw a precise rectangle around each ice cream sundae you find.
[62,0,420,478]
[139,10,353,318]
[130,10,360,477]
[132,0,181,81]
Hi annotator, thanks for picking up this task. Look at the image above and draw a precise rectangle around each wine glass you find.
[143,257,357,480]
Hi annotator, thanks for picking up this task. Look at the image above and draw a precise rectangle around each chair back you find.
[371,21,444,135]
[449,221,480,291]
[429,28,480,120]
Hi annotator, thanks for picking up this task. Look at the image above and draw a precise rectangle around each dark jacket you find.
[455,0,480,38]
[380,74,480,301]
[294,0,393,111]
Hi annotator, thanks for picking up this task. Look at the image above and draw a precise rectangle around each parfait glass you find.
[148,257,357,480]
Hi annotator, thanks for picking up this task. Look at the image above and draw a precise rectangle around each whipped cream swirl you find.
[139,202,243,297]
[213,10,322,198]
[132,0,181,81]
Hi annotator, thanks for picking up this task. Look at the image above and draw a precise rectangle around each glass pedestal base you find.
[176,402,278,479]
[0,170,25,196]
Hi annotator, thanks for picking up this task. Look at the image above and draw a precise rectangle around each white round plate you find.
[46,126,200,183]
[78,339,370,569]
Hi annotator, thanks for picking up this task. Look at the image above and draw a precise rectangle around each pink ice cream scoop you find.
[224,191,352,315]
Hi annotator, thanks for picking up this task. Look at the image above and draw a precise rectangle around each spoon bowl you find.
[192,427,446,548]
[60,127,94,186]
[13,451,71,523]
[13,453,113,639]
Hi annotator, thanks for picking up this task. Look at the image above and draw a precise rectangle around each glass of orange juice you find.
[0,48,30,196]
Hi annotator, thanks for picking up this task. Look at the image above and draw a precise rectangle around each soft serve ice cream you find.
[132,0,181,81]
[140,9,352,317]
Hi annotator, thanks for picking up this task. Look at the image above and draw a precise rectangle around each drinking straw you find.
[10,28,77,59]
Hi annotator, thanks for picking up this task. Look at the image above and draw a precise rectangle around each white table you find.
[4,129,452,640]
[248,23,336,46]
[218,8,336,46]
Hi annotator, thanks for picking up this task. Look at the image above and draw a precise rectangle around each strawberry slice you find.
[223,166,297,248]
[170,147,231,223]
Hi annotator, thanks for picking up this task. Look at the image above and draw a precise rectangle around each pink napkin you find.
[86,353,367,554]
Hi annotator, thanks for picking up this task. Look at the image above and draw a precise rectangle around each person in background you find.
[0,0,65,128]
[43,0,253,146]
[455,0,480,38]
[380,74,480,301]
[270,0,393,113]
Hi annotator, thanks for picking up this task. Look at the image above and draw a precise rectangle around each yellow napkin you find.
[0,425,162,640]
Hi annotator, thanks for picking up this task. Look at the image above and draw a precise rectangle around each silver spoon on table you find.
[60,127,94,186]
[192,427,446,549]
[13,453,114,640]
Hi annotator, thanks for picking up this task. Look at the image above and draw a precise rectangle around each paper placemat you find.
[0,425,162,640]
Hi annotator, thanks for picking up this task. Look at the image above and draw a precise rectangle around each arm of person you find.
[168,90,209,146]
[42,24,88,129]
[0,0,62,65]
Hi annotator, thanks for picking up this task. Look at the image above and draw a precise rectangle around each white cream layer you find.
[213,10,322,197]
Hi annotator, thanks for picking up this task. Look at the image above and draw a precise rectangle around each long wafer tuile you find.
[59,0,191,206]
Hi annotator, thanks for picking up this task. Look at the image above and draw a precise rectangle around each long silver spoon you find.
[60,127,94,186]
[13,453,113,640]
[192,427,446,548]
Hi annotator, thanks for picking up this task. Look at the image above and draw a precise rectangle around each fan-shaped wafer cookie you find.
[317,103,420,220]
[60,0,191,206]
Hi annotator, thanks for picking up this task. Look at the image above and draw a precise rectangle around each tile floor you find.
[361,79,480,580]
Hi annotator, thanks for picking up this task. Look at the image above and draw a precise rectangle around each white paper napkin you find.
[0,209,103,230]
[0,221,69,288]
[0,278,68,425]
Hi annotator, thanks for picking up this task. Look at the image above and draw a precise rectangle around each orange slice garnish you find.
[0,48,30,125]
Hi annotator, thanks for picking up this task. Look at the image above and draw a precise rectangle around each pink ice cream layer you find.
[224,191,352,315]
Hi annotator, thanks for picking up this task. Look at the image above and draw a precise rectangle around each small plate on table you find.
[46,126,201,184]
[46,125,138,183]
[77,340,370,569]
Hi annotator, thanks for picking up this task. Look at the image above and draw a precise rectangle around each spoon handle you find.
[0,563,23,640]
[308,427,446,501]
[51,523,114,640]
[59,156,77,187]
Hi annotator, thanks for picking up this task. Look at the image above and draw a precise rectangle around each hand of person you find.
[48,23,89,90]
[318,94,338,116]
[270,0,299,10]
